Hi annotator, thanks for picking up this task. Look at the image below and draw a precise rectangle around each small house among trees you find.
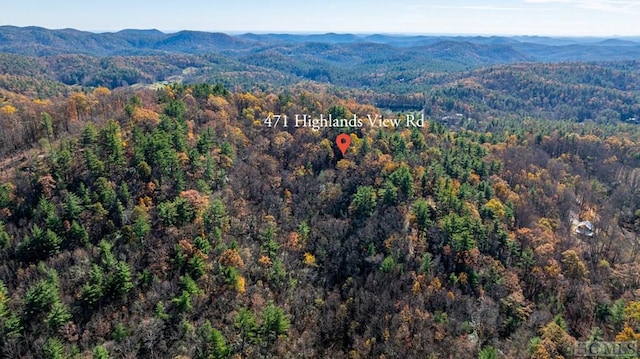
[576,221,594,237]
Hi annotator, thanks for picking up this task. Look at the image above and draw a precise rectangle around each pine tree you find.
[45,302,71,330]
[43,337,65,359]
[110,261,134,297]
[413,199,432,235]
[261,304,290,347]
[202,321,230,359]
[17,225,62,262]
[24,272,60,317]
[349,185,377,217]
[100,119,126,172]
[64,192,83,220]
[235,308,258,355]
[81,264,105,306]
[93,345,109,359]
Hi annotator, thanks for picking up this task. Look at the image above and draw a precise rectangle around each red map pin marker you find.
[336,133,351,155]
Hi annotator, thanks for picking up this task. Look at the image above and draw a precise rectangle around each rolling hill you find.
[2,26,640,358]
[2,25,640,61]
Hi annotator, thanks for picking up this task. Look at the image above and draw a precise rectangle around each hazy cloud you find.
[411,4,532,11]
[524,0,640,12]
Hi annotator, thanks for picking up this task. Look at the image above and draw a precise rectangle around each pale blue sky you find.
[1,0,638,36]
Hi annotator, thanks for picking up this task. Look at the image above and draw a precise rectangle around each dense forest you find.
[0,25,640,359]
[0,77,639,358]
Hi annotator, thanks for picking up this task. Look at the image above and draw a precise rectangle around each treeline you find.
[0,83,639,358]
[1,52,639,125]
[422,63,640,123]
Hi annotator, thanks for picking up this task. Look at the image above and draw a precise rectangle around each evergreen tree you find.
[110,261,134,297]
[24,271,60,318]
[99,119,126,172]
[261,304,290,348]
[235,308,258,354]
[64,192,83,220]
[43,337,65,359]
[349,185,377,217]
[413,199,432,235]
[202,321,230,359]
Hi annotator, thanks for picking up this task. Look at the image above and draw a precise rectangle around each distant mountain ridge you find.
[1,25,640,62]
[0,26,639,124]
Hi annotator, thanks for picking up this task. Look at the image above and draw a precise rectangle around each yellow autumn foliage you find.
[484,198,506,218]
[0,105,16,115]
[132,107,160,125]
[93,86,111,97]
[615,325,640,342]
[235,276,246,294]
[303,252,317,267]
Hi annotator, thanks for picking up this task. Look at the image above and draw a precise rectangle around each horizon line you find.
[1,24,639,39]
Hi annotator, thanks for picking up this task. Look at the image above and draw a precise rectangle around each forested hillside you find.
[0,81,640,358]
[0,24,640,359]
[1,52,639,127]
[1,26,639,126]
[2,26,640,61]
